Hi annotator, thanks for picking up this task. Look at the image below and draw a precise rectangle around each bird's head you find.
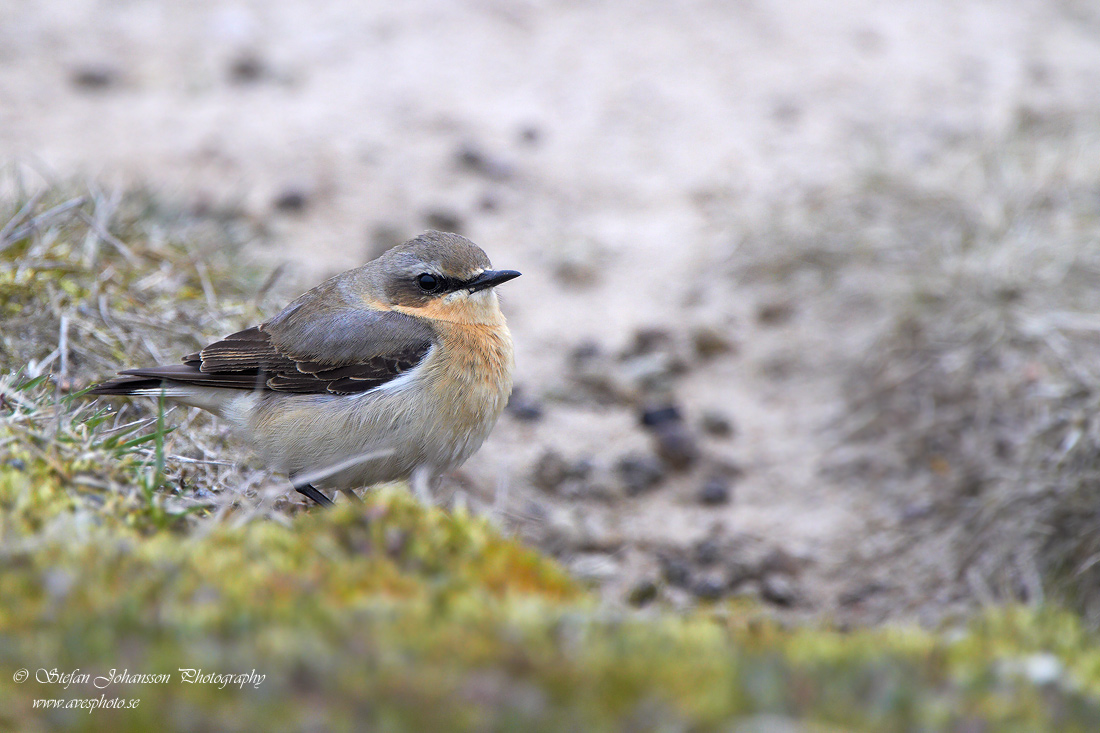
[361,231,520,325]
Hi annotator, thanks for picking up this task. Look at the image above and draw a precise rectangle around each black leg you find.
[294,482,334,507]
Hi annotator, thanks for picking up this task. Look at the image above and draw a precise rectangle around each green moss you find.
[4,350,1100,733]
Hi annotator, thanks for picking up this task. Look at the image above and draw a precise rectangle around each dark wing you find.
[90,307,434,396]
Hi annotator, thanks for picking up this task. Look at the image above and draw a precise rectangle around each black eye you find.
[417,273,442,293]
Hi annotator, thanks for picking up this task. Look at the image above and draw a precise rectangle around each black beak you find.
[466,269,521,293]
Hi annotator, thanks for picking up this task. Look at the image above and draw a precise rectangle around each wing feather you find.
[91,309,434,397]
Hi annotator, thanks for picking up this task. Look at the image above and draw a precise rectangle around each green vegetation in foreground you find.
[4,408,1100,732]
[4,190,1100,731]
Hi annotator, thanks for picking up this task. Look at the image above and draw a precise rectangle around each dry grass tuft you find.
[0,181,296,525]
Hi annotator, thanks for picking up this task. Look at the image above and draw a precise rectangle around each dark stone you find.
[653,423,699,471]
[761,574,798,606]
[506,388,544,422]
[755,300,795,326]
[699,411,735,438]
[455,142,513,180]
[692,576,726,601]
[558,476,618,503]
[508,401,543,422]
[698,476,731,505]
[532,451,570,492]
[710,460,746,483]
[272,186,309,213]
[478,194,500,213]
[616,453,666,495]
[691,325,736,359]
[761,548,801,576]
[567,341,632,406]
[625,327,674,357]
[228,54,266,84]
[640,403,682,429]
[70,64,120,90]
[838,582,889,607]
[771,98,802,124]
[693,538,721,566]
[659,556,691,587]
[726,562,756,589]
[570,340,602,363]
[532,450,591,492]
[627,580,659,607]
[518,125,542,146]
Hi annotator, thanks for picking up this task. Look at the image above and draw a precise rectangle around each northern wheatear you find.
[90,231,520,506]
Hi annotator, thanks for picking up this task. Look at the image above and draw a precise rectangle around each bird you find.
[89,230,520,507]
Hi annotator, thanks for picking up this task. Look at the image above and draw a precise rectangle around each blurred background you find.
[6,0,1100,625]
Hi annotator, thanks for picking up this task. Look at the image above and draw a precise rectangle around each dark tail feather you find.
[87,376,173,396]
[89,364,227,396]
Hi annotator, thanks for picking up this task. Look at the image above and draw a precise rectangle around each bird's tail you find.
[89,364,230,396]
[87,370,257,424]
[88,375,174,396]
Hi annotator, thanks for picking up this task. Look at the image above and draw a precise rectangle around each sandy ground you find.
[5,0,1100,621]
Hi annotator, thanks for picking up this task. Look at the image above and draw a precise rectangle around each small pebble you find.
[693,538,722,566]
[70,64,120,90]
[478,193,500,213]
[552,243,602,287]
[756,300,795,326]
[761,547,802,576]
[228,53,267,83]
[532,451,591,492]
[653,423,699,471]
[455,142,513,180]
[659,556,691,587]
[456,142,488,169]
[838,582,888,607]
[691,325,736,359]
[567,341,631,405]
[620,353,681,394]
[699,476,732,506]
[272,186,309,213]
[699,411,735,438]
[616,453,666,495]
[518,125,542,146]
[692,575,726,601]
[772,98,802,124]
[570,341,602,363]
[559,470,618,503]
[627,579,659,607]
[640,403,682,429]
[761,574,798,606]
[506,388,544,422]
[625,327,674,357]
[532,450,570,491]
